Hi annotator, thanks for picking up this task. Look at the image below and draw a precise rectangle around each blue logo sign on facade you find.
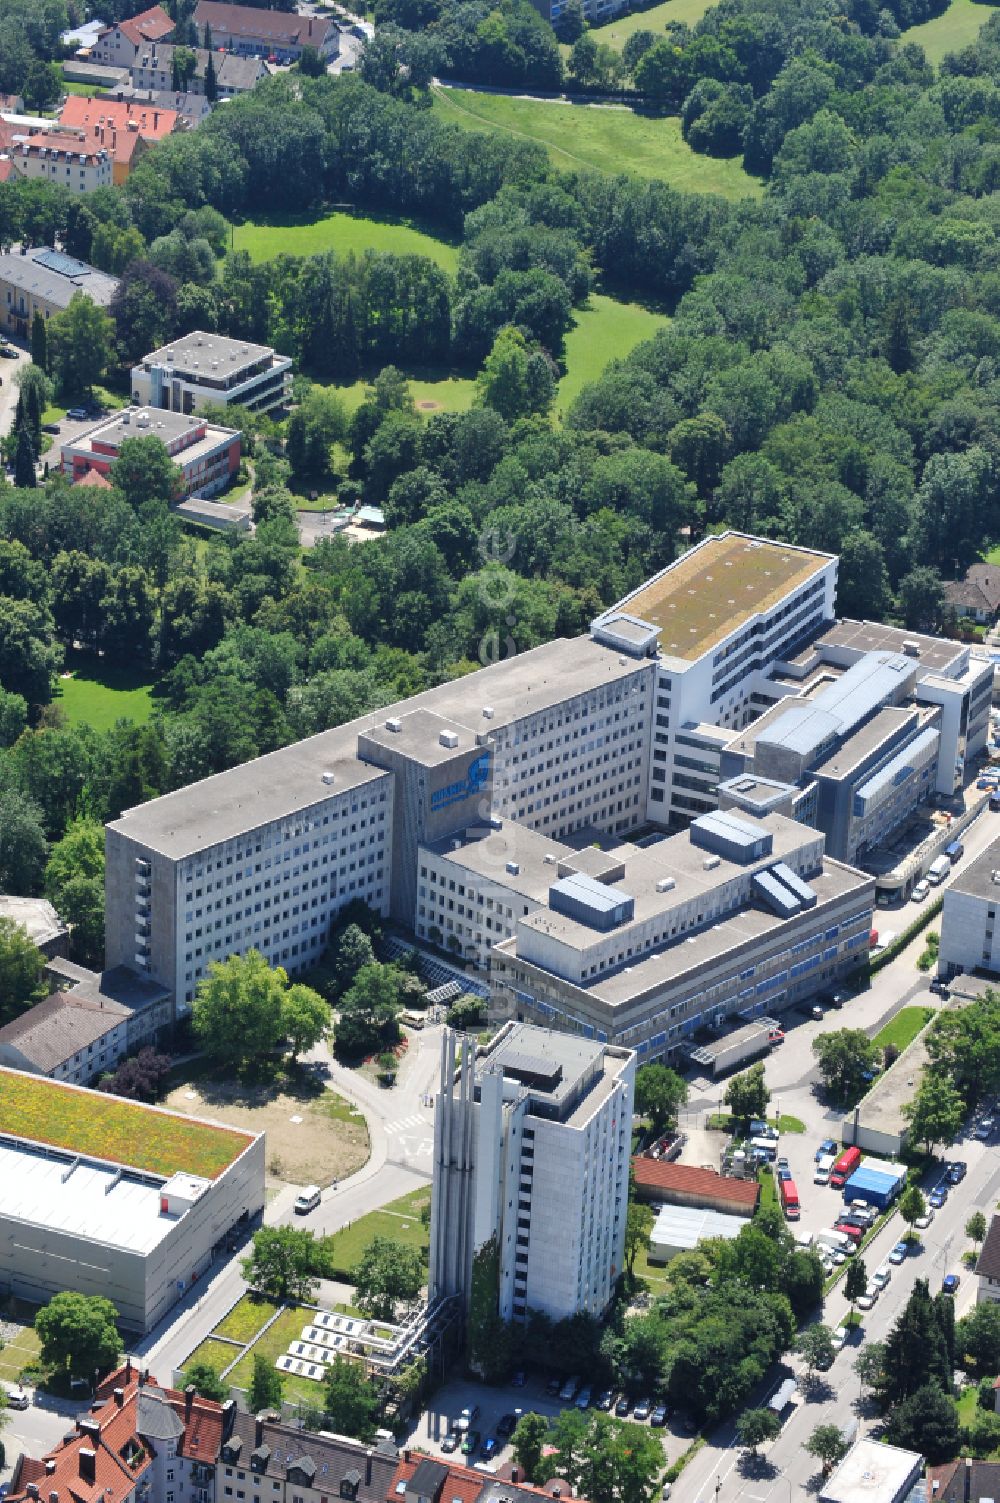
[431,751,491,812]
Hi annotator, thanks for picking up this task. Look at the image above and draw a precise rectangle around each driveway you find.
[0,340,27,439]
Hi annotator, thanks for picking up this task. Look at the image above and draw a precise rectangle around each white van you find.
[927,855,951,886]
[816,1228,852,1254]
[814,1154,835,1184]
[794,1230,814,1249]
[294,1185,321,1215]
[872,1262,892,1290]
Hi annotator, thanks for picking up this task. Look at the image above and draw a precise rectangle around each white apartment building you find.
[11,132,113,193]
[429,1023,634,1323]
[132,332,293,417]
[939,835,1000,978]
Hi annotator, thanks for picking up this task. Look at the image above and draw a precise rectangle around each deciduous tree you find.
[241,1226,319,1303]
[724,1061,770,1124]
[36,1292,121,1379]
[323,1356,379,1440]
[352,1237,424,1321]
[735,1407,781,1457]
[0,915,47,1025]
[634,1063,688,1134]
[903,1071,965,1154]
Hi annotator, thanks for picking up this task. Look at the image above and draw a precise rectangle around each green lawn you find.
[324,1187,430,1275]
[326,372,478,417]
[223,1305,329,1409]
[213,1296,279,1344]
[0,1323,41,1383]
[556,293,668,415]
[0,1070,252,1180]
[233,211,460,274]
[902,0,992,65]
[757,1166,777,1210]
[431,85,762,198]
[589,0,721,48]
[55,655,156,732]
[182,1337,243,1377]
[873,1006,935,1054]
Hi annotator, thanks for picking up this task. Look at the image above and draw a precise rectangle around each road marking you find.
[386,1114,431,1134]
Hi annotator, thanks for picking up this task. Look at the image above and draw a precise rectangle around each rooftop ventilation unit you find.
[656,876,676,892]
[321,771,335,785]
[439,730,459,749]
[482,706,494,720]
[385,717,402,733]
[543,853,556,864]
[902,640,920,656]
[506,861,520,875]
[703,855,721,870]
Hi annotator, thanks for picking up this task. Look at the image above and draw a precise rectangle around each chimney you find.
[139,1369,148,1387]
[79,1450,96,1485]
[509,1471,521,1486]
[365,1451,373,1488]
[49,1492,59,1503]
[125,1358,133,1382]
[153,111,159,128]
[255,1416,264,1448]
[221,1400,237,1441]
[113,1388,125,1408]
[185,1385,195,1420]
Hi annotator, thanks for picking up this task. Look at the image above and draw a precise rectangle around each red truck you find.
[780,1178,800,1220]
[830,1146,862,1189]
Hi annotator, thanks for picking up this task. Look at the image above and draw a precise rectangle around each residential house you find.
[130,42,266,96]
[976,1213,1000,1304]
[110,87,212,128]
[193,1,338,62]
[926,1460,1000,1500]
[59,96,179,185]
[9,131,113,193]
[91,6,174,67]
[388,1454,591,1503]
[944,564,1000,625]
[7,1363,226,1503]
[0,245,119,340]
[217,1411,399,1503]
[0,961,175,1085]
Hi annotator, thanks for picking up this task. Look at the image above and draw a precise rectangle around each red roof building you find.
[75,467,113,489]
[91,8,175,68]
[7,1363,225,1503]
[389,1454,589,1503]
[59,97,179,183]
[632,1156,760,1216]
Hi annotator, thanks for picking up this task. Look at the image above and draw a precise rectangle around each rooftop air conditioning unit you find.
[482,706,494,720]
[321,771,335,786]
[902,640,920,656]
[543,854,556,864]
[656,876,675,892]
[703,855,721,870]
[439,730,459,749]
[506,861,520,875]
[385,717,402,733]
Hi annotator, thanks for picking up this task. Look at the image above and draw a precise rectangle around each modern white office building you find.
[939,835,1000,978]
[0,1066,264,1331]
[131,332,293,416]
[429,1023,634,1324]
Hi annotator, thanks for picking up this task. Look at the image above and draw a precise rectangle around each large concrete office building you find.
[429,1023,634,1323]
[489,809,875,1061]
[0,1066,264,1330]
[103,531,984,1055]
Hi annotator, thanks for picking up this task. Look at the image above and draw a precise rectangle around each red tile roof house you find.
[91,7,175,67]
[7,1362,227,1503]
[193,0,339,62]
[631,1156,761,1216]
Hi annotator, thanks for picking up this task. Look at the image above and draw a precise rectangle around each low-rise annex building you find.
[0,1066,264,1330]
[62,407,241,499]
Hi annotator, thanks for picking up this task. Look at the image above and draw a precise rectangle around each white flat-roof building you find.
[132,331,293,416]
[819,1439,923,1503]
[939,834,1000,977]
[430,1023,634,1325]
[648,1203,747,1261]
[0,1066,264,1330]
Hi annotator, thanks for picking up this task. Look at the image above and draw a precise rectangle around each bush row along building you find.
[7,1364,577,1503]
[103,532,991,1064]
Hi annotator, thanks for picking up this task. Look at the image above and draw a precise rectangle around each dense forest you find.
[3,0,1000,953]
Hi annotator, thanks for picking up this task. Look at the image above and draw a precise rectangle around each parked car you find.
[777,1156,790,1171]
[511,1370,527,1388]
[930,979,950,997]
[41,421,60,434]
[915,1210,935,1229]
[559,1379,578,1403]
[889,1241,909,1264]
[2,1385,29,1410]
[576,1388,592,1411]
[872,1263,892,1290]
[0,345,18,358]
[834,1221,865,1244]
[440,1435,459,1454]
[293,1185,321,1214]
[777,1167,792,1181]
[912,880,930,902]
[814,1166,831,1185]
[633,1398,652,1421]
[948,1161,967,1183]
[816,1139,838,1161]
[461,1431,481,1457]
[66,406,89,420]
[942,1273,961,1295]
[929,1186,948,1209]
[857,1290,877,1310]
[811,1005,824,1020]
[831,1327,847,1352]
[650,1405,668,1427]
[768,1028,785,1043]
[615,1395,631,1417]
[546,1377,562,1397]
[976,1117,995,1140]
[481,1438,498,1461]
[596,1391,614,1411]
[456,1405,480,1431]
[497,1414,518,1439]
